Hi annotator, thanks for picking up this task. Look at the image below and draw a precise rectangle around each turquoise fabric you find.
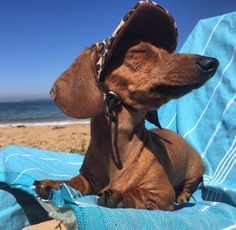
[0,11,236,230]
[0,146,83,230]
[1,145,236,230]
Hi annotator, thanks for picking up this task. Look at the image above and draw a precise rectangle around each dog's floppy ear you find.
[146,111,162,129]
[51,45,104,119]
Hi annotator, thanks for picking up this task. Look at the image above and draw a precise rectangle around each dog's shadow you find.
[0,182,51,225]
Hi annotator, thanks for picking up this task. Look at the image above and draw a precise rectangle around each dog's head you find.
[50,2,219,120]
[104,41,219,110]
[51,41,218,118]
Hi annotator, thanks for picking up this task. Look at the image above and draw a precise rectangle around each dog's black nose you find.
[197,57,219,72]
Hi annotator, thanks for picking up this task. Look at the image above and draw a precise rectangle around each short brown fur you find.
[35,41,219,210]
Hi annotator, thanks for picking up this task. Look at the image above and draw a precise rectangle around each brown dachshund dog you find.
[34,41,219,210]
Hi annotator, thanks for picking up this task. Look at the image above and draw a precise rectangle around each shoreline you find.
[0,119,90,128]
[0,123,90,153]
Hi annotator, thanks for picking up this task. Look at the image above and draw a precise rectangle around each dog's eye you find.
[129,49,147,53]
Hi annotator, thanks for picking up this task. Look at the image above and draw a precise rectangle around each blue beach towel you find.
[1,145,236,230]
[1,12,236,230]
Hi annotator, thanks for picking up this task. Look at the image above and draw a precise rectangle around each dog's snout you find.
[197,57,219,72]
[50,85,57,100]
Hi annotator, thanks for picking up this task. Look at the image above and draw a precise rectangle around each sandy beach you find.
[0,123,90,154]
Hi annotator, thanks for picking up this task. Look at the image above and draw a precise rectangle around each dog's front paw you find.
[34,180,61,199]
[176,190,191,204]
[97,189,125,208]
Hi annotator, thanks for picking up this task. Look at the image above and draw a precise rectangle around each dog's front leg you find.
[34,174,91,199]
[98,187,175,210]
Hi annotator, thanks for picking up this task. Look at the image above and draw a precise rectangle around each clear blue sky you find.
[0,0,235,102]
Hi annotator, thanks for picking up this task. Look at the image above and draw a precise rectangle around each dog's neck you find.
[89,105,147,164]
[81,105,148,192]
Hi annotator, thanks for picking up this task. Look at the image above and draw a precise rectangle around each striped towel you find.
[0,145,84,230]
[1,11,236,230]
[1,145,236,230]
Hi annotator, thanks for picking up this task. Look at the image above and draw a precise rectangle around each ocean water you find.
[0,99,89,126]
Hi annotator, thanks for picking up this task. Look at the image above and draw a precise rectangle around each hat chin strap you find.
[90,50,122,123]
[103,89,163,131]
[104,91,122,122]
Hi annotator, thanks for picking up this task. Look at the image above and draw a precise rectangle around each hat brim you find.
[98,2,178,78]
